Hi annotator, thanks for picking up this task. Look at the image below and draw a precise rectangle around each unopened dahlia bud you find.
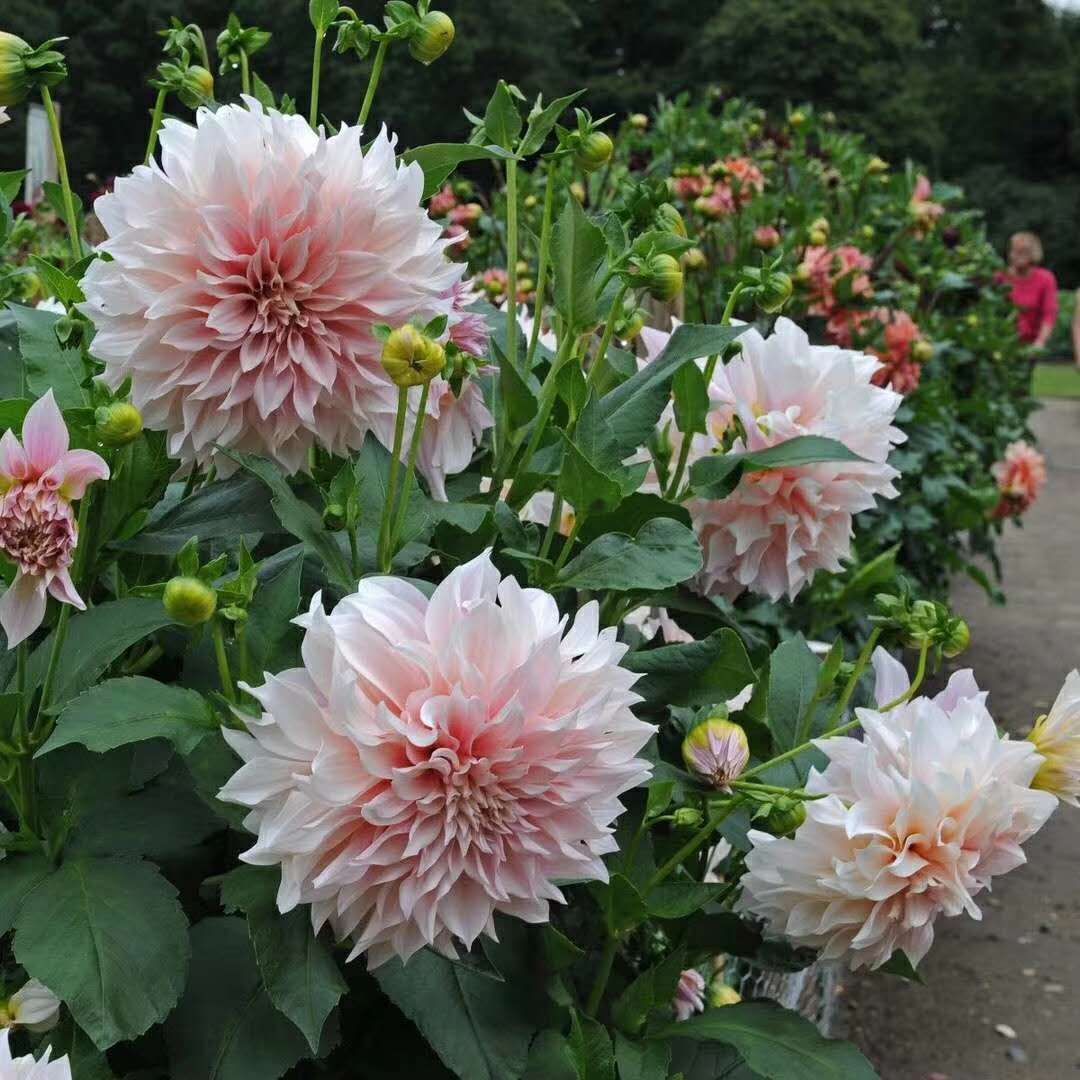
[179,64,214,107]
[408,10,455,65]
[808,227,828,246]
[0,33,67,106]
[867,156,889,175]
[618,307,647,342]
[763,800,806,836]
[861,224,876,242]
[912,339,934,364]
[672,806,704,828]
[164,576,217,626]
[710,984,742,1008]
[942,618,970,659]
[655,202,687,237]
[576,131,614,173]
[682,716,749,789]
[94,402,143,447]
[682,247,707,272]
[789,109,806,128]
[322,503,346,531]
[753,225,781,250]
[523,194,538,209]
[756,271,792,314]
[810,216,829,236]
[570,181,586,204]
[381,325,445,387]
[644,253,683,302]
[629,112,649,131]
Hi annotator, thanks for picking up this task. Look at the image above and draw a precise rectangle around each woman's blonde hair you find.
[1009,231,1044,264]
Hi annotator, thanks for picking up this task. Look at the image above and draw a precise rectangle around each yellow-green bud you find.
[655,202,687,238]
[570,181,586,204]
[867,156,889,175]
[619,308,647,342]
[380,325,445,387]
[763,801,806,836]
[810,217,830,236]
[515,259,529,277]
[682,716,749,789]
[808,228,828,247]
[789,109,806,128]
[747,121,761,137]
[517,276,535,294]
[0,33,32,107]
[523,194,538,209]
[629,112,649,131]
[575,131,614,173]
[408,11,455,65]
[179,65,214,107]
[966,313,979,328]
[756,271,793,314]
[644,253,683,302]
[861,224,876,242]
[672,806,703,828]
[323,503,346,531]
[942,618,971,659]
[911,339,934,364]
[164,576,217,627]
[94,402,143,447]
[681,246,707,271]
[710,984,742,1008]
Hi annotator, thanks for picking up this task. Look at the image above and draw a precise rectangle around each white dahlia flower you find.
[0,1030,70,1080]
[1029,670,1080,806]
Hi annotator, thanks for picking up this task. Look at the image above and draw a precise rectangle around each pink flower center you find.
[0,482,77,575]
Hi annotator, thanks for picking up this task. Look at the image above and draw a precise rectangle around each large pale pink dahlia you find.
[219,551,653,967]
[738,649,1056,971]
[0,391,109,646]
[80,100,467,474]
[691,318,904,601]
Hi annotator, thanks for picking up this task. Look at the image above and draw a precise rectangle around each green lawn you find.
[1033,363,1080,399]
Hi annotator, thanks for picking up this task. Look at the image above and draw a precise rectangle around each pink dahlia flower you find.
[0,391,109,647]
[672,969,707,1021]
[798,245,873,316]
[428,183,458,219]
[219,550,653,967]
[738,649,1056,971]
[0,1029,71,1080]
[827,308,926,395]
[411,378,493,501]
[446,280,490,359]
[80,100,466,475]
[691,318,904,601]
[720,156,765,206]
[909,174,945,237]
[694,184,736,220]
[991,440,1047,518]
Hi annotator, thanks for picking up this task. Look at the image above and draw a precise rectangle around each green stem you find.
[211,619,236,703]
[665,433,694,501]
[121,641,164,677]
[524,163,557,373]
[822,627,881,731]
[14,643,27,745]
[388,381,431,556]
[585,281,629,392]
[551,514,583,573]
[348,526,360,581]
[239,50,251,96]
[537,494,565,562]
[702,283,746,386]
[40,87,82,262]
[145,88,168,165]
[499,157,521,469]
[358,39,389,126]
[880,640,930,712]
[585,936,618,1017]
[309,28,326,128]
[377,386,410,572]
[192,25,211,70]
[645,798,744,892]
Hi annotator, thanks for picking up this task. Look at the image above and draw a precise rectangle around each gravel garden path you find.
[841,398,1080,1078]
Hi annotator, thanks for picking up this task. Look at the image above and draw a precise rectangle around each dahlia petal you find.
[0,428,29,483]
[21,391,68,474]
[45,448,111,501]
[46,568,85,610]
[0,571,48,648]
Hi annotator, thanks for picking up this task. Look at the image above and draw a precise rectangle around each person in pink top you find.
[1000,232,1059,348]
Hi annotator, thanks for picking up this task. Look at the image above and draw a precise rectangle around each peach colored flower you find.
[81,100,464,475]
[442,222,471,256]
[799,245,873,316]
[445,280,490,359]
[220,551,654,967]
[910,174,944,237]
[991,440,1047,517]
[0,391,109,647]
[691,318,904,601]
[673,969,707,1021]
[428,183,458,219]
[694,184,736,220]
[738,649,1056,971]
[0,1029,71,1080]
[671,172,709,201]
[826,308,925,395]
[720,156,765,206]
[1029,670,1080,805]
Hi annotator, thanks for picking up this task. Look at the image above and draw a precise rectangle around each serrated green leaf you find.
[552,198,606,333]
[557,518,701,592]
[8,302,90,408]
[625,628,756,709]
[483,80,523,150]
[518,89,586,157]
[402,142,517,200]
[767,637,821,751]
[646,881,726,919]
[28,255,84,305]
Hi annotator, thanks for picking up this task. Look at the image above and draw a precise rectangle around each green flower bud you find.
[763,801,806,836]
[323,502,346,531]
[629,112,649,131]
[810,217,830,237]
[756,271,792,314]
[789,109,806,128]
[655,202,687,238]
[861,224,876,242]
[867,156,889,175]
[523,194,538,209]
[942,618,971,659]
[94,402,143,447]
[681,246,707,272]
[710,984,742,1007]
[808,228,828,247]
[575,130,614,173]
[911,339,934,364]
[0,33,32,106]
[178,64,214,107]
[381,325,445,387]
[408,11,455,65]
[644,253,683,302]
[682,716,749,789]
[164,576,217,626]
[569,181,586,204]
[618,307,647,342]
[672,806,703,829]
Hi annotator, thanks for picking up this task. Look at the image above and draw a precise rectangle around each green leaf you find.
[614,1033,671,1080]
[0,169,28,203]
[375,946,542,1080]
[646,882,727,919]
[523,1030,578,1080]
[879,950,924,984]
[245,552,304,674]
[767,637,820,751]
[518,89,586,157]
[483,79,523,150]
[645,779,675,819]
[0,853,52,933]
[578,492,691,544]
[612,949,685,1038]
[19,599,178,710]
[625,629,756,709]
[690,436,865,500]
[28,255,84,305]
[8,303,89,408]
[552,198,606,333]
[592,872,647,935]
[652,1002,879,1079]
[166,918,313,1080]
[116,474,280,555]
[14,857,189,1049]
[402,143,517,200]
[568,1012,616,1080]
[220,866,346,1053]
[43,181,84,237]
[227,451,352,592]
[99,432,173,545]
[494,338,540,430]
[542,925,585,973]
[39,677,215,758]
[558,432,623,518]
[557,518,702,592]
[672,361,708,436]
[308,0,338,31]
[0,397,30,432]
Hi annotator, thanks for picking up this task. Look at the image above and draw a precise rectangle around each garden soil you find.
[840,398,1080,1079]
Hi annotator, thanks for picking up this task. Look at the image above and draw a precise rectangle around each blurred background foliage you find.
[4,0,1080,281]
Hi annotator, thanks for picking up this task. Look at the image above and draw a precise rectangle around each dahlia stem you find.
[880,640,930,712]
[13,643,27,744]
[357,39,389,127]
[550,514,583,573]
[40,86,82,263]
[644,797,744,893]
[308,27,326,128]
[821,627,881,731]
[211,618,236,704]
[388,381,431,558]
[502,159,521,462]
[348,526,360,581]
[377,386,410,572]
[239,50,251,96]
[192,25,211,70]
[524,162,557,374]
[665,433,694,501]
[145,88,168,165]
[585,281,629,392]
[585,935,619,1017]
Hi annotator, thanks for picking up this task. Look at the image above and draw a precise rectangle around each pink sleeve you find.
[1042,271,1060,329]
